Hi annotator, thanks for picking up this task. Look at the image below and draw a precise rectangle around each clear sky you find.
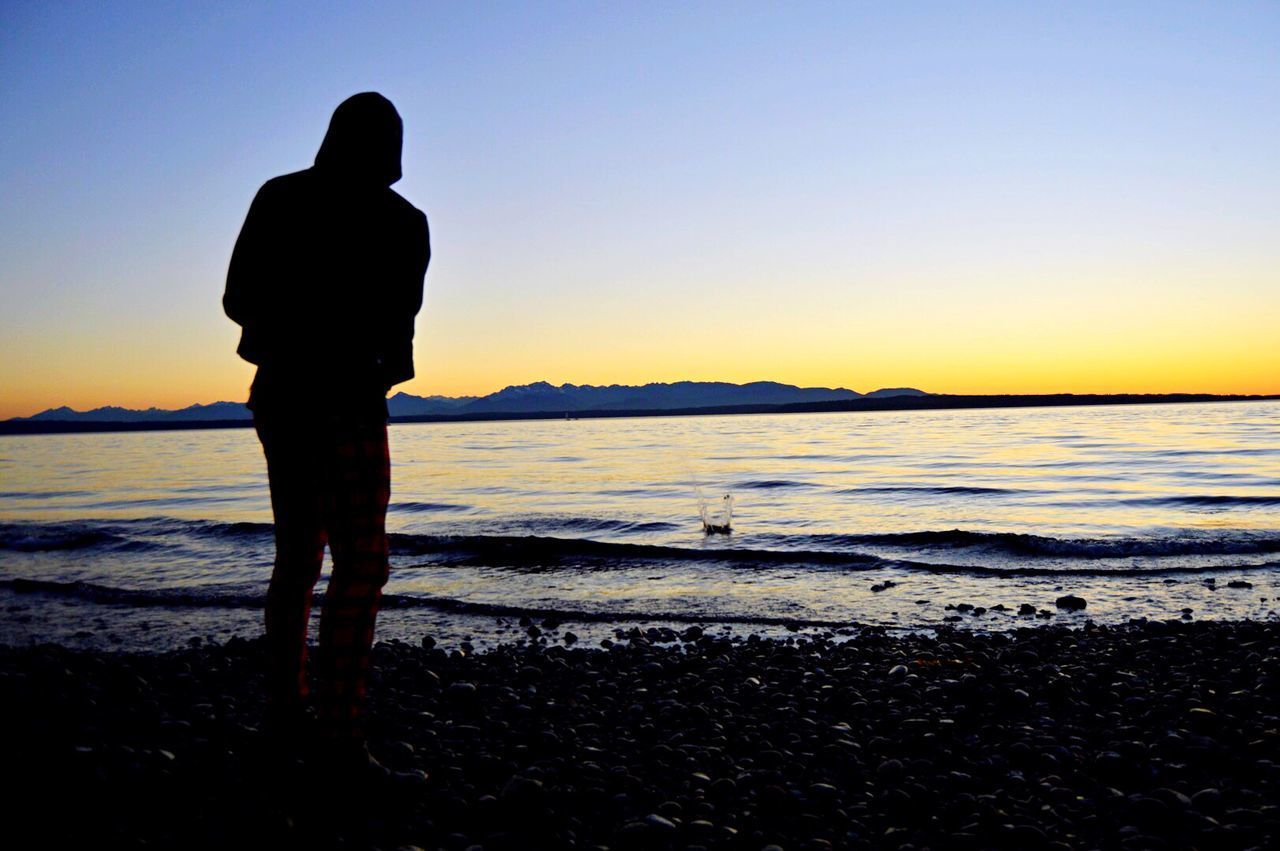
[2,1,1277,417]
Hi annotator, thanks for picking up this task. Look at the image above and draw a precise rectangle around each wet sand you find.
[7,619,1279,849]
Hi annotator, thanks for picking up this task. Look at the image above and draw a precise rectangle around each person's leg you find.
[315,419,391,742]
[257,418,327,717]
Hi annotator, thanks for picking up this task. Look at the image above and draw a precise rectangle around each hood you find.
[314,92,403,186]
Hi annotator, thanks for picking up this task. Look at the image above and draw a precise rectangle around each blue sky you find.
[1,2,1277,415]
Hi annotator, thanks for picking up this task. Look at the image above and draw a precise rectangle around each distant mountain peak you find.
[15,381,931,422]
[865,387,929,398]
[455,380,867,414]
[17,401,252,423]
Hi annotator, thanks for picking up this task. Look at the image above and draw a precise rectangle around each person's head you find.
[314,92,403,186]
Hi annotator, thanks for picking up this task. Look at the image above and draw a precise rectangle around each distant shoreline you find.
[1,392,1275,436]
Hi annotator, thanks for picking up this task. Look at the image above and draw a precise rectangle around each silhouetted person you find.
[224,92,429,779]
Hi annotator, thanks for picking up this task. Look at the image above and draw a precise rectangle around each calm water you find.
[2,401,1278,648]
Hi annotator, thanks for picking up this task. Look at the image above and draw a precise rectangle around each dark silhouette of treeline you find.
[2,393,1275,435]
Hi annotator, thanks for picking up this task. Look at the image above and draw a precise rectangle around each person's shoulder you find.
[254,169,318,204]
[261,169,314,191]
[386,188,427,224]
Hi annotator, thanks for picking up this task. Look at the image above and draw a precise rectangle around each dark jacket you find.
[224,93,430,417]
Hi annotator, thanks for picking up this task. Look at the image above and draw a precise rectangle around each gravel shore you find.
[6,619,1279,850]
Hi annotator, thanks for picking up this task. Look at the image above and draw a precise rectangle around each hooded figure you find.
[223,95,430,772]
[224,92,430,418]
[314,91,404,186]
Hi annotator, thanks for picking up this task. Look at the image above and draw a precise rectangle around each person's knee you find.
[269,547,325,589]
[345,557,391,590]
[327,550,390,593]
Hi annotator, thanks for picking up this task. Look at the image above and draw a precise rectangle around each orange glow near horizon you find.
[2,272,1277,419]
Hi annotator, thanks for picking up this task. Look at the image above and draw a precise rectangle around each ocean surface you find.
[2,401,1278,649]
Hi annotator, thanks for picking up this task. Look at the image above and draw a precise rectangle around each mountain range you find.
[14,381,928,422]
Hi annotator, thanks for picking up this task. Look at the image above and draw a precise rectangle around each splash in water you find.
[699,493,734,534]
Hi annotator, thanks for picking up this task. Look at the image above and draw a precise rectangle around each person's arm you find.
[381,209,431,389]
[223,183,276,329]
[403,209,430,319]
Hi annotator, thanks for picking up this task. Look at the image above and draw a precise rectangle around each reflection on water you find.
[9,401,1277,540]
[1,401,1278,646]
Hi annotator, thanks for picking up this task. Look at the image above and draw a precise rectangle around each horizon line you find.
[11,383,1280,421]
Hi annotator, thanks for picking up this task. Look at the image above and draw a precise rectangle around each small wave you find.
[843,486,1021,496]
[0,577,854,626]
[806,529,1280,559]
[181,519,274,539]
[486,517,683,536]
[389,532,1280,577]
[1152,447,1277,458]
[0,518,272,553]
[170,482,260,495]
[4,568,1276,629]
[0,523,131,552]
[615,521,684,534]
[388,532,881,568]
[378,595,859,627]
[1119,495,1280,508]
[5,519,1280,574]
[92,495,247,509]
[1168,471,1274,483]
[0,490,88,500]
[0,578,264,608]
[737,480,813,490]
[391,501,473,513]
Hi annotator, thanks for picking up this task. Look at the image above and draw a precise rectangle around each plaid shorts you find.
[256,414,390,739]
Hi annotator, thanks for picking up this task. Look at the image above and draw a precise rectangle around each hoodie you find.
[223,93,431,418]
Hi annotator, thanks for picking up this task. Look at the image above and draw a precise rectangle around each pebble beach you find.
[7,618,1279,850]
